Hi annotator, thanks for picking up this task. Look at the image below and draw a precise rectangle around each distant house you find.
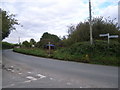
[14,46,20,48]
[45,44,55,49]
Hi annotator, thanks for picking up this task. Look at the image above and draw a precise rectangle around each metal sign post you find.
[99,33,109,44]
[108,33,110,45]
[109,35,119,38]
[48,42,51,56]
[99,33,119,47]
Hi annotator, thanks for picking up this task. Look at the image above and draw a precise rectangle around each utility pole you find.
[18,37,20,45]
[89,0,93,45]
[118,1,120,28]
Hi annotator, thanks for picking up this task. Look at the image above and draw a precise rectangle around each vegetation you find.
[2,42,14,49]
[36,32,60,48]
[53,40,120,66]
[62,17,120,46]
[22,41,31,48]
[30,38,36,47]
[0,10,19,40]
[13,48,47,57]
[13,40,120,66]
[13,17,120,66]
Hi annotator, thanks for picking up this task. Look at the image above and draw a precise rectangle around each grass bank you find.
[13,48,48,57]
[13,40,120,66]
[2,42,14,49]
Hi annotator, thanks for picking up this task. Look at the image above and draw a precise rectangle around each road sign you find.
[99,33,109,45]
[109,35,119,38]
[99,34,109,37]
[99,33,119,47]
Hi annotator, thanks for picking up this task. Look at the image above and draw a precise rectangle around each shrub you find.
[2,42,14,49]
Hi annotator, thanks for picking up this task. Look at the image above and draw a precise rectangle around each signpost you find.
[99,33,109,44]
[99,34,109,37]
[109,35,118,38]
[48,42,51,56]
[99,33,119,47]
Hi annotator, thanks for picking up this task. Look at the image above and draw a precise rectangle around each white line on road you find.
[11,70,14,73]
[10,66,14,68]
[10,84,15,86]
[7,68,12,71]
[26,76,37,81]
[27,72,32,74]
[23,80,32,83]
[66,82,72,85]
[18,73,22,75]
[37,74,46,79]
[4,83,15,88]
[50,78,54,80]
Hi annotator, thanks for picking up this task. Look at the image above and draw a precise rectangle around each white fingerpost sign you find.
[109,35,119,38]
[99,33,119,45]
[99,33,109,44]
[99,33,109,37]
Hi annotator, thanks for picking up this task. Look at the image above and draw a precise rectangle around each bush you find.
[53,40,120,66]
[13,40,120,66]
[2,42,14,49]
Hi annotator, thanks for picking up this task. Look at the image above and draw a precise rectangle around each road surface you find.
[2,49,118,88]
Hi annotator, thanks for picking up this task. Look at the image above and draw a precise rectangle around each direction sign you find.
[99,34,109,37]
[99,33,119,46]
[109,35,119,38]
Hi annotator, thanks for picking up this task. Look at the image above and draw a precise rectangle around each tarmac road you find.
[2,49,118,88]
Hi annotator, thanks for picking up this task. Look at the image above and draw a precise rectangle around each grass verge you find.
[13,40,120,66]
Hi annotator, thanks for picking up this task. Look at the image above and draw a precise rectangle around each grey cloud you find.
[2,0,118,43]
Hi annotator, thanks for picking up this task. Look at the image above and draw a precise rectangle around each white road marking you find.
[10,84,15,86]
[37,74,46,79]
[18,73,22,75]
[11,70,14,72]
[50,78,53,80]
[24,80,31,83]
[4,83,15,88]
[7,68,12,71]
[26,76,37,81]
[10,66,14,68]
[27,72,32,74]
[66,82,71,85]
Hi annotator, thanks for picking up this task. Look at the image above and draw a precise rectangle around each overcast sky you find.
[1,0,119,44]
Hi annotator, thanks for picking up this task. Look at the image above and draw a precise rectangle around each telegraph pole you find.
[18,37,20,45]
[89,0,93,45]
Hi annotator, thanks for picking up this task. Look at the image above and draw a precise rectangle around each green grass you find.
[13,40,120,66]
[13,48,48,57]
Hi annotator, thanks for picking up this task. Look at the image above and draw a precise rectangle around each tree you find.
[2,41,14,49]
[66,17,120,45]
[37,32,60,48]
[22,41,31,48]
[0,9,19,40]
[30,38,36,47]
[67,24,75,38]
